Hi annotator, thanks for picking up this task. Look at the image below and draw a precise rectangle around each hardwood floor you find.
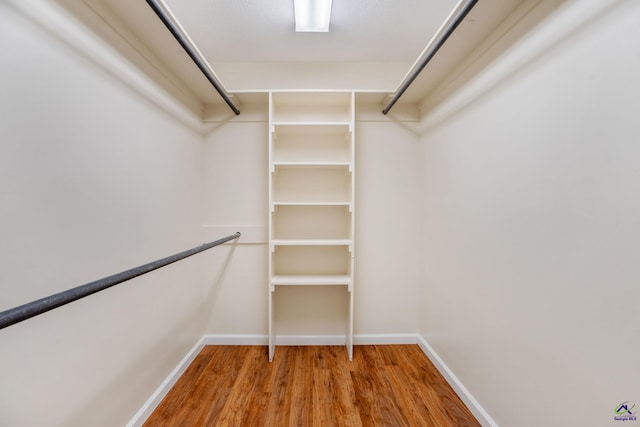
[144,345,480,426]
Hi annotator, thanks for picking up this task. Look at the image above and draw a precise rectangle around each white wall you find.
[202,119,269,336]
[0,3,205,426]
[355,120,422,337]
[418,0,640,426]
[200,107,422,340]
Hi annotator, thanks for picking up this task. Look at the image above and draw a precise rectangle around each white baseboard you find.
[203,334,269,345]
[418,335,498,427]
[202,333,418,346]
[127,333,495,427]
[125,337,206,427]
[276,334,346,345]
[354,333,418,345]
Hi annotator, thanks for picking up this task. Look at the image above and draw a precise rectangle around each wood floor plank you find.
[144,345,481,427]
[385,364,443,427]
[289,346,314,426]
[236,347,271,425]
[215,346,264,426]
[321,346,361,426]
[262,345,295,424]
[351,346,411,426]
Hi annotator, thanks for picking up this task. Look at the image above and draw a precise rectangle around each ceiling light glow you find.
[294,0,333,32]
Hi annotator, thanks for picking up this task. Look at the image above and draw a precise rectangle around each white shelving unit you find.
[268,91,355,361]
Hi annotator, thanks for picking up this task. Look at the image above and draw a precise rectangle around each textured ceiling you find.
[161,0,459,62]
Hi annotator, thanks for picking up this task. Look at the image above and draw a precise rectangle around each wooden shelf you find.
[272,201,352,213]
[273,201,351,207]
[272,239,351,247]
[272,121,352,127]
[273,199,350,205]
[273,161,351,169]
[272,274,352,286]
[271,123,351,133]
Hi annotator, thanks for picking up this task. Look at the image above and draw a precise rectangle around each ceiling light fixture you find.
[294,0,333,32]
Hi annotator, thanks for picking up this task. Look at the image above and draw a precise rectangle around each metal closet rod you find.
[145,0,240,115]
[383,0,479,115]
[0,233,241,330]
